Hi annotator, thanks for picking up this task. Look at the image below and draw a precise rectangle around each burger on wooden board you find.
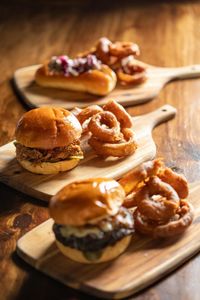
[49,178,134,263]
[14,106,83,174]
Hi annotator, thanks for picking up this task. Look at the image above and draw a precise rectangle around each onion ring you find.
[121,57,147,74]
[155,201,194,237]
[123,190,139,208]
[95,37,115,65]
[88,128,137,157]
[88,111,122,143]
[103,100,133,128]
[75,105,103,125]
[134,209,159,236]
[134,201,194,238]
[158,168,189,199]
[119,159,164,196]
[135,177,180,221]
[95,38,140,65]
[109,41,140,58]
[117,68,147,85]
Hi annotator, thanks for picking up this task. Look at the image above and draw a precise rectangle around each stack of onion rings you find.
[89,127,137,158]
[95,37,140,66]
[120,159,194,237]
[73,100,137,158]
[88,101,137,157]
[78,37,147,85]
[117,57,147,85]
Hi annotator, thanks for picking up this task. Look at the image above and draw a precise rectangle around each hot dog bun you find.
[35,64,117,96]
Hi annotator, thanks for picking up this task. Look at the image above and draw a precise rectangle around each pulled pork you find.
[15,141,83,163]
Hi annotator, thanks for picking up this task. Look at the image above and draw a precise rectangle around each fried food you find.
[155,200,194,237]
[117,68,147,85]
[158,167,189,199]
[88,128,137,158]
[78,37,147,86]
[109,41,140,59]
[75,100,137,158]
[117,57,147,85]
[95,37,140,66]
[134,200,194,238]
[88,111,122,143]
[135,177,179,221]
[119,159,163,197]
[119,159,194,238]
[73,105,103,125]
[103,100,133,128]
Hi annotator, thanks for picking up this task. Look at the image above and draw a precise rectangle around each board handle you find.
[168,64,200,80]
[142,105,177,129]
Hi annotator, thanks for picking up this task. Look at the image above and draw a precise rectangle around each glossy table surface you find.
[0,1,200,299]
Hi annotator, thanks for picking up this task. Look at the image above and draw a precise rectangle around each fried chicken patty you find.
[53,207,134,252]
[15,141,83,163]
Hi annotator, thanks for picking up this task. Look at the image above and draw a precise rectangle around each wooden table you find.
[1,1,200,299]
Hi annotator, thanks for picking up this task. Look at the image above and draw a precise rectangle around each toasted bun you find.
[17,158,80,174]
[15,107,82,149]
[49,178,125,226]
[56,235,131,264]
[35,64,117,96]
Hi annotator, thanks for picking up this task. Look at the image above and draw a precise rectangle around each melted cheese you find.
[60,225,105,238]
[59,208,133,238]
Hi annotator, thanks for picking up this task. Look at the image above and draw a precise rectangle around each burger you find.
[14,106,83,174]
[49,178,134,263]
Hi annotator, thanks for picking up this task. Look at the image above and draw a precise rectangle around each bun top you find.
[15,107,82,149]
[49,178,125,226]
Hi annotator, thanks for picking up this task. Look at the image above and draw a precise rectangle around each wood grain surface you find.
[13,63,200,109]
[1,1,200,300]
[0,105,176,201]
[16,181,200,299]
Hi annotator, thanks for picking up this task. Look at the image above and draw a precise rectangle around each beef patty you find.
[53,207,134,252]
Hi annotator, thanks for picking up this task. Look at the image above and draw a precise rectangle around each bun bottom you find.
[17,158,80,174]
[56,235,131,264]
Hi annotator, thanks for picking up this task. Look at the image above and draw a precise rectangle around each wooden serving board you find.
[13,63,200,110]
[16,181,200,299]
[0,105,176,201]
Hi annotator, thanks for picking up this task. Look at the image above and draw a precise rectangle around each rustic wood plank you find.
[16,181,200,299]
[0,105,176,201]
